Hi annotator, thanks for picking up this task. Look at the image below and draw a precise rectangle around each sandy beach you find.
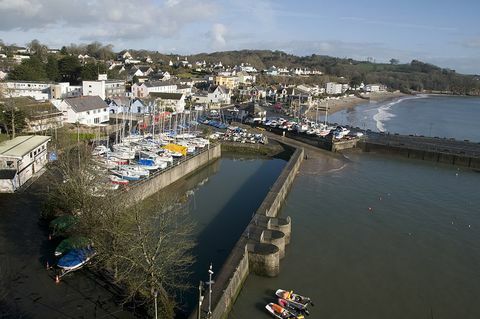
[306,91,407,119]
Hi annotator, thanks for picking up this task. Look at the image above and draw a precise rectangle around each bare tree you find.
[45,144,196,318]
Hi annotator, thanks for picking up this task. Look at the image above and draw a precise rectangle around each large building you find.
[1,81,52,101]
[214,75,239,90]
[58,96,109,126]
[82,75,125,100]
[0,135,51,192]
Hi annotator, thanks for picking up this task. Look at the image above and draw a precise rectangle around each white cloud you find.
[0,0,218,41]
[210,23,227,47]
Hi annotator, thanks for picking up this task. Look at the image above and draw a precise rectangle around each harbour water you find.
[230,152,480,319]
[322,95,480,142]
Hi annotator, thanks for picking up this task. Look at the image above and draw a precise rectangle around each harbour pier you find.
[189,145,304,319]
[360,133,480,169]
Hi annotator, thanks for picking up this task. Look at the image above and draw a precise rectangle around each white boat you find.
[110,169,142,181]
[92,145,108,156]
[119,165,150,177]
[111,145,136,158]
[108,150,135,160]
[109,175,129,185]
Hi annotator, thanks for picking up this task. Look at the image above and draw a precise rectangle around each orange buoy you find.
[55,275,60,284]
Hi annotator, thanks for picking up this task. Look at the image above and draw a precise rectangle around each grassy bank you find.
[221,140,285,157]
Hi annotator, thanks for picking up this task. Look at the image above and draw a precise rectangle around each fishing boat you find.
[109,174,129,185]
[55,236,90,256]
[57,247,95,271]
[275,289,313,310]
[265,302,304,319]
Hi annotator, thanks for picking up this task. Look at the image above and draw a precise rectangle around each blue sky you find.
[0,0,479,74]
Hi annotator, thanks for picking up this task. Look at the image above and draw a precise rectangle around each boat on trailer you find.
[265,302,304,319]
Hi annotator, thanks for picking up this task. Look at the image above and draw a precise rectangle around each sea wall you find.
[190,147,304,319]
[126,143,221,202]
[360,142,480,170]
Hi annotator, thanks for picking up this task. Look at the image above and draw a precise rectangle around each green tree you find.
[58,55,81,84]
[46,55,60,81]
[81,62,108,81]
[389,58,399,65]
[8,56,47,81]
[60,46,68,55]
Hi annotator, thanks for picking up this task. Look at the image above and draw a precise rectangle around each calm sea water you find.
[230,153,480,319]
[321,95,480,142]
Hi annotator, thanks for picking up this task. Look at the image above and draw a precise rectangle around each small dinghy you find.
[275,289,313,310]
[265,302,304,319]
[57,247,95,271]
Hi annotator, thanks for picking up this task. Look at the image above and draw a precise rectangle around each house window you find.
[6,161,14,168]
[30,152,32,158]
[104,108,107,112]
[34,150,37,156]
[87,111,90,115]
[94,117,100,124]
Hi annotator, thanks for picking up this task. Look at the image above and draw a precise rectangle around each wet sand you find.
[307,91,407,119]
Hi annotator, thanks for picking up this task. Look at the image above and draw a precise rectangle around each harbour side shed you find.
[0,135,51,193]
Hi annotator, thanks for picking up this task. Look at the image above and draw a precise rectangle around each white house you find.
[326,82,343,95]
[132,81,178,98]
[207,85,231,105]
[237,71,256,84]
[0,135,51,192]
[58,96,110,125]
[150,93,186,113]
[364,84,385,92]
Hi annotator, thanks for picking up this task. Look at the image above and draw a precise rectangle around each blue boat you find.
[57,247,95,271]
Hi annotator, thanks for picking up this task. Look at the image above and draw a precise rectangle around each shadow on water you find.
[173,156,287,318]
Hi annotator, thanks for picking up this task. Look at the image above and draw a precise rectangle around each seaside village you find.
[0,49,390,194]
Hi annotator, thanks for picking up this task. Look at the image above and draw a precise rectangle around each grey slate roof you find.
[64,96,108,113]
[149,92,183,100]
[144,81,175,88]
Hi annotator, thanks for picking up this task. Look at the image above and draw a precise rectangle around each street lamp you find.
[207,264,214,318]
